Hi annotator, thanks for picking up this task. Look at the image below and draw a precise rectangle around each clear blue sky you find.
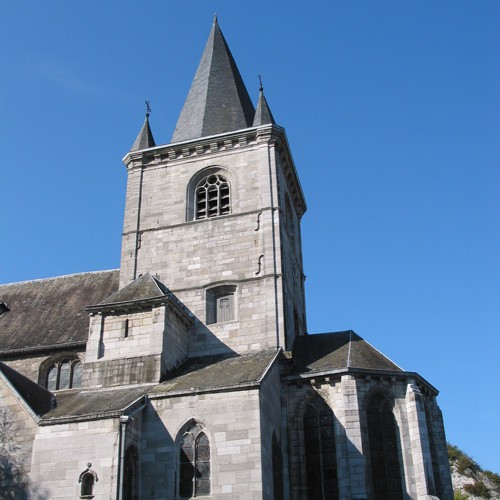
[1,1,499,473]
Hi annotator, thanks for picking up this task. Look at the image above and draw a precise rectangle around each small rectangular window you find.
[123,319,129,338]
[206,285,236,324]
[216,294,233,322]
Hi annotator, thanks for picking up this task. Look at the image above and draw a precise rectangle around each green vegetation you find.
[463,480,491,498]
[448,443,500,499]
[483,470,500,489]
[448,443,479,476]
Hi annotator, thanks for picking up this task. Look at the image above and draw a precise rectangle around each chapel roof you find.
[292,330,403,375]
[40,385,149,423]
[39,350,279,422]
[151,349,279,395]
[171,16,256,143]
[0,270,119,354]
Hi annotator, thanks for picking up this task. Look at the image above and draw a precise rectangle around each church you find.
[0,18,453,500]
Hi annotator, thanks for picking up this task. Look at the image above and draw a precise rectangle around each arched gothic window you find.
[78,463,98,499]
[366,393,403,500]
[303,395,339,500]
[272,433,284,500]
[46,358,82,390]
[124,446,139,500]
[179,423,210,498]
[195,174,230,219]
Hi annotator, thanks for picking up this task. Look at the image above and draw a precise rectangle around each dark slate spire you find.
[130,112,156,152]
[252,81,276,126]
[171,17,255,143]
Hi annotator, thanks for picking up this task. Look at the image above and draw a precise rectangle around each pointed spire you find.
[252,77,276,126]
[130,102,156,151]
[171,18,255,143]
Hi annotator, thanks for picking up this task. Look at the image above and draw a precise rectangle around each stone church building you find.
[0,18,453,500]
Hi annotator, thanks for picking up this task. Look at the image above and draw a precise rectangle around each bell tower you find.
[120,18,307,354]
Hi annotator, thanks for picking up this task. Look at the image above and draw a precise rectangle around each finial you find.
[258,75,264,93]
[145,100,151,118]
[213,13,218,23]
[87,462,92,469]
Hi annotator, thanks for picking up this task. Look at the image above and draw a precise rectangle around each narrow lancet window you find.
[179,423,210,497]
[303,395,339,500]
[366,393,403,500]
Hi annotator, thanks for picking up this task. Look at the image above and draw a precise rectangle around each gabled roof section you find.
[150,349,279,396]
[0,362,54,416]
[171,17,255,143]
[253,88,275,126]
[40,386,148,424]
[96,273,168,306]
[292,330,403,375]
[130,114,156,151]
[0,270,119,354]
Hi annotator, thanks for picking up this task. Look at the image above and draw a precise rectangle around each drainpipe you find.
[117,398,147,500]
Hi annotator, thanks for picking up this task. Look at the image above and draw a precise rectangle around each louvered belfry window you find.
[195,174,230,219]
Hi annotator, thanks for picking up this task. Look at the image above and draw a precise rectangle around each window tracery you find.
[46,358,82,390]
[303,395,339,500]
[179,423,210,498]
[366,392,403,500]
[195,174,230,219]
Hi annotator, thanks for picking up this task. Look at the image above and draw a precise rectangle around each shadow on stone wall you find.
[140,403,175,499]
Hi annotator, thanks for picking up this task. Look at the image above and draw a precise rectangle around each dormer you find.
[83,274,193,388]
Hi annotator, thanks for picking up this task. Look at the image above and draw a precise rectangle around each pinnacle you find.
[130,115,156,151]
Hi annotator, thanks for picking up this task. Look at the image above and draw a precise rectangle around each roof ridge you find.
[0,269,119,287]
[361,336,405,371]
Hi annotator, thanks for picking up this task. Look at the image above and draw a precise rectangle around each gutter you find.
[283,368,439,395]
[0,341,85,357]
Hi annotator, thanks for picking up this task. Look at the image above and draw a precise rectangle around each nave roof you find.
[0,270,119,354]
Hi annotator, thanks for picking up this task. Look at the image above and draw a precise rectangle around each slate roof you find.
[0,362,54,416]
[151,349,279,395]
[0,270,119,354]
[130,115,156,151]
[292,330,403,375]
[253,90,275,126]
[96,273,168,306]
[40,386,148,423]
[171,17,255,143]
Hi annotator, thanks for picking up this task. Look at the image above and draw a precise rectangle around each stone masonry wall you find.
[30,418,120,500]
[119,131,303,354]
[0,378,39,497]
[143,389,264,499]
